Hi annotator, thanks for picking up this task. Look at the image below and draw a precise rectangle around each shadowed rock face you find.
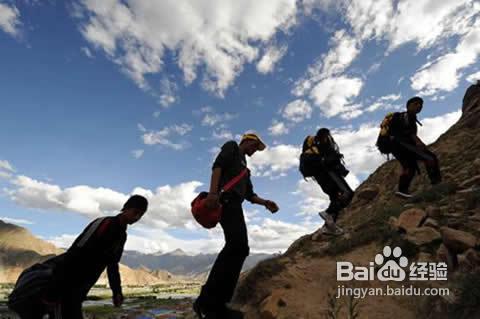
[233,85,480,319]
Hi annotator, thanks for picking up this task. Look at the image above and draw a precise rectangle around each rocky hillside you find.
[233,84,480,319]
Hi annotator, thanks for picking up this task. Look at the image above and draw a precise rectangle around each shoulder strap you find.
[76,217,108,248]
[222,169,249,192]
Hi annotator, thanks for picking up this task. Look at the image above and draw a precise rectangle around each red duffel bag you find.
[191,169,248,229]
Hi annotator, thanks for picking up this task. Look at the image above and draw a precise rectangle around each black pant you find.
[314,170,354,222]
[199,194,249,311]
[391,142,441,193]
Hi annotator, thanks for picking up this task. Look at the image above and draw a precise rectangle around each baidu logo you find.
[337,246,447,282]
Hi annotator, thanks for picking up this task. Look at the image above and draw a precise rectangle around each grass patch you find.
[409,182,457,204]
[326,203,403,256]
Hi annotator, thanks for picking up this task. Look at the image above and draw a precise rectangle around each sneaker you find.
[320,224,342,236]
[395,191,413,199]
[319,211,335,228]
[334,224,344,235]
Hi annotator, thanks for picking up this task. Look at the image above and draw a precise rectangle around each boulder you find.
[426,206,441,219]
[460,175,480,189]
[397,208,427,232]
[436,244,458,270]
[424,218,439,229]
[260,290,287,319]
[458,248,480,272]
[440,227,477,254]
[406,227,442,246]
[356,186,380,201]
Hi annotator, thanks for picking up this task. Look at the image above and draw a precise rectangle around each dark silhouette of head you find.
[120,195,148,225]
[316,128,331,144]
[239,133,266,157]
[406,96,423,115]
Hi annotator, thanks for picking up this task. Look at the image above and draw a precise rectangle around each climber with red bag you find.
[192,132,279,319]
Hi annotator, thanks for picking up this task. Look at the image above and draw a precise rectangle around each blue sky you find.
[0,0,479,254]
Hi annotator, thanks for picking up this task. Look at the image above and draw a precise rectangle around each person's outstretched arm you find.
[107,247,124,307]
[246,177,279,213]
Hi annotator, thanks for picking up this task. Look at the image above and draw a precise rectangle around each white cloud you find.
[159,77,178,107]
[212,129,234,141]
[293,29,360,97]
[0,3,21,37]
[248,144,300,178]
[141,123,193,150]
[0,160,15,173]
[281,99,312,123]
[76,0,298,96]
[268,120,290,136]
[366,93,402,112]
[466,71,480,83]
[309,76,364,118]
[418,110,461,144]
[0,216,34,225]
[200,107,237,127]
[131,149,144,159]
[248,217,316,253]
[81,46,94,58]
[411,24,480,96]
[257,44,288,74]
[6,175,203,230]
[47,234,77,249]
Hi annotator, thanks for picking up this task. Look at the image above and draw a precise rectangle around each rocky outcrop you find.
[234,84,480,319]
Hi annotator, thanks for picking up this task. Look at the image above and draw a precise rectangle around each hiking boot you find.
[395,191,413,199]
[319,211,335,228]
[320,224,342,236]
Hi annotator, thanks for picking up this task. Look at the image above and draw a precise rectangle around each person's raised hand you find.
[264,200,279,214]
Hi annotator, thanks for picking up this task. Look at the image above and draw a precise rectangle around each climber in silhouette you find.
[299,128,354,235]
[8,195,148,319]
[194,133,279,319]
[387,97,442,198]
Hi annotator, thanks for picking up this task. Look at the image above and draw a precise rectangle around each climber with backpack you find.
[299,128,354,236]
[8,195,148,319]
[193,133,279,319]
[376,96,442,198]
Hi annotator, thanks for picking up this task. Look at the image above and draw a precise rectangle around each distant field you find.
[0,283,200,318]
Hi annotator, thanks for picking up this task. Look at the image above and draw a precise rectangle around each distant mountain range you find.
[121,249,273,278]
[0,219,273,284]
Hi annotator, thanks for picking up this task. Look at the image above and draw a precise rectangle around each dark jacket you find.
[390,112,418,144]
[213,141,257,202]
[48,216,126,301]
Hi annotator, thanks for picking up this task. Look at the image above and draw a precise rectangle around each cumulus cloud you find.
[141,123,193,150]
[199,107,237,127]
[281,99,312,123]
[159,77,178,107]
[257,44,288,74]
[466,71,480,83]
[76,0,298,96]
[366,93,402,112]
[248,144,300,178]
[411,23,480,96]
[268,120,290,136]
[293,29,360,97]
[0,3,21,37]
[6,175,203,230]
[309,76,364,118]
